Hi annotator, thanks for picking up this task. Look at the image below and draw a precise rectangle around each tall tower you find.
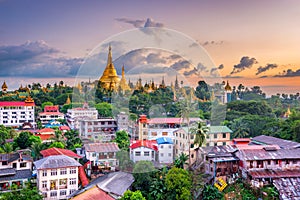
[119,65,130,92]
[1,81,7,93]
[174,75,180,90]
[224,80,232,103]
[99,45,120,90]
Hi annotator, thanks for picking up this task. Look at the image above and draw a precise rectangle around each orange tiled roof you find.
[40,147,81,159]
[72,186,114,200]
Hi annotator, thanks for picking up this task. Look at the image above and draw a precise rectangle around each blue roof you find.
[156,137,173,145]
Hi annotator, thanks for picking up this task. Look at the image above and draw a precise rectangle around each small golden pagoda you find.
[99,45,120,90]
[224,80,232,91]
[2,81,7,92]
[65,94,71,105]
[119,65,130,92]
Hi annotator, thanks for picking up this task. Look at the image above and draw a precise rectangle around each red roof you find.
[72,186,114,200]
[59,126,70,131]
[44,105,59,112]
[249,169,300,179]
[0,101,35,107]
[38,128,55,133]
[130,140,158,151]
[79,166,89,187]
[40,147,82,159]
[39,112,64,115]
[36,134,54,141]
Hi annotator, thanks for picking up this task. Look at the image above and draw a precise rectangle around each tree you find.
[95,102,113,117]
[132,161,156,197]
[229,118,250,138]
[0,143,13,153]
[0,182,43,200]
[190,122,208,147]
[202,185,224,200]
[114,130,130,150]
[31,142,44,160]
[165,167,192,200]
[14,132,41,150]
[41,101,53,110]
[64,130,82,151]
[174,153,189,169]
[120,190,146,200]
[49,141,65,149]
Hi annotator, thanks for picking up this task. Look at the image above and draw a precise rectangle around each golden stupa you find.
[119,65,130,92]
[99,45,120,90]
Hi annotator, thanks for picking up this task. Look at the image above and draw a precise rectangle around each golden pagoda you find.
[99,45,120,90]
[118,65,130,92]
[224,80,232,91]
[65,94,71,105]
[2,81,7,92]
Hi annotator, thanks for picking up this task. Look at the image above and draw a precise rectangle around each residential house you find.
[35,128,55,143]
[70,171,134,200]
[235,146,300,187]
[138,115,201,140]
[198,145,239,183]
[66,106,98,130]
[83,143,120,170]
[38,105,64,125]
[117,112,129,132]
[130,140,158,163]
[156,137,174,164]
[0,152,33,192]
[79,118,117,142]
[205,126,232,147]
[34,155,81,199]
[40,147,82,161]
[0,96,35,127]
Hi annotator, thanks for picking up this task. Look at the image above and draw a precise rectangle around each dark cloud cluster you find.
[170,60,191,70]
[0,40,83,77]
[202,40,224,46]
[183,62,208,76]
[275,68,300,77]
[256,63,278,75]
[230,56,258,74]
[210,64,224,76]
[115,17,164,28]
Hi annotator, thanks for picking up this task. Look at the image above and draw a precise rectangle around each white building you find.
[117,112,129,132]
[129,140,158,163]
[38,105,64,125]
[79,118,117,142]
[156,137,174,164]
[66,106,98,130]
[34,155,81,200]
[0,152,33,192]
[0,97,35,127]
[83,143,120,170]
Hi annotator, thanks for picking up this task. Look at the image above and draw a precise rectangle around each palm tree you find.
[174,153,189,169]
[31,142,44,160]
[190,121,209,147]
[0,143,13,153]
[230,119,250,138]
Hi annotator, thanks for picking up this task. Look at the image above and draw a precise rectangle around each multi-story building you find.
[38,105,64,125]
[83,143,120,170]
[130,140,158,163]
[34,155,81,200]
[138,115,201,140]
[0,152,33,192]
[156,137,174,164]
[117,112,129,132]
[65,106,98,130]
[0,96,35,127]
[79,118,117,142]
[205,126,232,147]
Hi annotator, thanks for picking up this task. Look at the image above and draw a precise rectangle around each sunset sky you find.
[0,0,300,95]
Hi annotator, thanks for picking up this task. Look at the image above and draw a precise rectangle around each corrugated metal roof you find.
[249,169,300,179]
[40,147,81,159]
[273,178,300,199]
[71,185,114,200]
[208,126,233,134]
[239,148,300,160]
[34,155,81,169]
[252,135,300,149]
[130,140,158,151]
[156,137,173,144]
[84,143,120,153]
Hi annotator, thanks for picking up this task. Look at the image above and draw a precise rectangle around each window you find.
[214,143,217,146]
[42,170,47,176]
[144,151,150,156]
[42,181,47,188]
[2,161,7,165]
[168,153,172,157]
[160,153,164,157]
[162,132,168,136]
[69,189,76,195]
[20,162,27,168]
[50,191,57,197]
[169,145,172,149]
[69,178,76,185]
[70,168,76,174]
[190,143,194,148]
[223,133,227,138]
[160,145,164,149]
[59,179,67,186]
[42,192,47,198]
[190,135,194,140]
[135,151,141,156]
[60,190,67,196]
[51,169,57,176]
[151,132,157,136]
[268,160,271,165]
[60,168,67,175]
[214,134,217,139]
[223,142,227,146]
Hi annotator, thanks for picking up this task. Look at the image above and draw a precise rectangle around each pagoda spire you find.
[107,44,112,66]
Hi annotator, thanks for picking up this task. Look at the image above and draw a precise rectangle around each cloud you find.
[218,64,224,70]
[115,17,164,28]
[0,40,83,77]
[256,63,278,75]
[230,56,258,74]
[183,68,198,76]
[170,60,191,70]
[202,40,224,46]
[146,53,166,64]
[275,68,300,77]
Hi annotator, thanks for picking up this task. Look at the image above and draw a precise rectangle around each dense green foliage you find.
[120,190,146,200]
[0,183,43,200]
[114,130,130,150]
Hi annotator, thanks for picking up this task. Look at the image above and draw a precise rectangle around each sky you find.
[0,0,300,95]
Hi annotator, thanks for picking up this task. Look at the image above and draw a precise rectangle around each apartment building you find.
[38,105,64,125]
[65,106,98,130]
